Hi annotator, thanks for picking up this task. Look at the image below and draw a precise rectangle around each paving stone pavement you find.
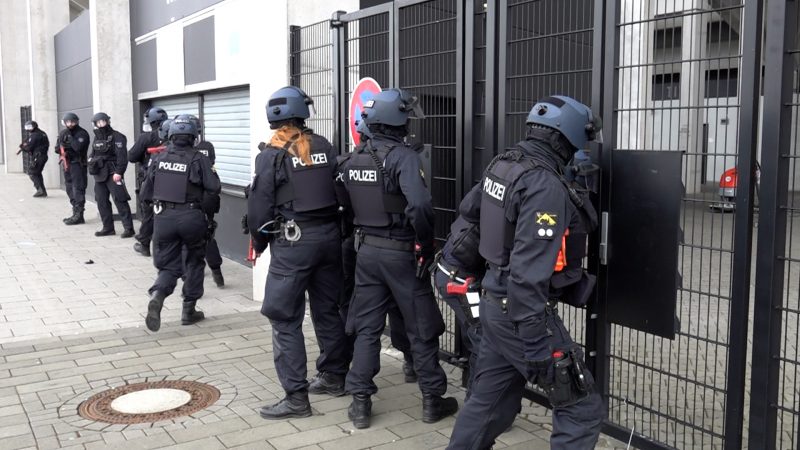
[0,171,631,449]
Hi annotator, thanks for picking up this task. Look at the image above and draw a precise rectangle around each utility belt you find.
[354,229,415,252]
[483,290,560,314]
[257,216,336,243]
[154,201,203,214]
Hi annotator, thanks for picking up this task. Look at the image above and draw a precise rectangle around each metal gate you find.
[289,1,800,448]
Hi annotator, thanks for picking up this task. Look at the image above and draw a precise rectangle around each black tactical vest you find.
[478,151,543,267]
[273,142,337,213]
[195,140,215,165]
[153,150,199,204]
[93,135,114,157]
[345,143,407,227]
[334,154,351,207]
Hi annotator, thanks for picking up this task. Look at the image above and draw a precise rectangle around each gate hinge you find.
[600,211,609,265]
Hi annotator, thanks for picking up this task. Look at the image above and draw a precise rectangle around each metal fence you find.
[289,1,800,449]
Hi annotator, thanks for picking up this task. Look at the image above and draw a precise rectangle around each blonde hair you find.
[270,125,312,165]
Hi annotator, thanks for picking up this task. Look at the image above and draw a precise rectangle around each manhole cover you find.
[78,380,220,424]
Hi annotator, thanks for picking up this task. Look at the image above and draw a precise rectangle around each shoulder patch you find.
[534,211,558,240]
[116,142,123,148]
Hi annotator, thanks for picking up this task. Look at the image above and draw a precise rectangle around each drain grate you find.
[78,380,220,424]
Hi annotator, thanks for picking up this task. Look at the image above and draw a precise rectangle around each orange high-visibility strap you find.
[554,228,569,272]
[147,145,167,154]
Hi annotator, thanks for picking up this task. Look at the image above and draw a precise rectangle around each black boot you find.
[33,187,47,198]
[181,300,205,325]
[348,394,372,429]
[145,291,166,332]
[95,228,115,236]
[403,354,417,383]
[63,207,76,223]
[211,268,225,287]
[308,372,345,397]
[259,391,312,419]
[65,208,85,225]
[422,394,459,424]
[120,228,135,239]
[133,242,151,257]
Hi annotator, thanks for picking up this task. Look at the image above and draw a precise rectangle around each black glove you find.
[414,242,435,280]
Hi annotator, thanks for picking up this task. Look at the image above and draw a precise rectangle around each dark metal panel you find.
[607,151,682,339]
[132,39,158,94]
[56,60,93,113]
[183,17,216,85]
[748,1,798,449]
[214,190,250,266]
[54,11,91,72]
[130,0,224,38]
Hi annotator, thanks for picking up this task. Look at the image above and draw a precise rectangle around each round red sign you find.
[349,77,382,146]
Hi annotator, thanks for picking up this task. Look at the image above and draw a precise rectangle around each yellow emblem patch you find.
[535,212,557,226]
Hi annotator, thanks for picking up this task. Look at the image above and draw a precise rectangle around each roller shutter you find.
[150,94,200,118]
[202,89,251,186]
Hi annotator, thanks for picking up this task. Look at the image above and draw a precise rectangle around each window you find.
[652,73,681,101]
[705,68,739,98]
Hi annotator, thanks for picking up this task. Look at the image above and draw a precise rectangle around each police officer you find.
[187,115,225,287]
[141,116,220,332]
[87,112,135,237]
[343,88,457,429]
[56,113,91,224]
[433,186,484,397]
[18,120,49,197]
[248,86,348,420]
[335,156,418,384]
[129,107,168,256]
[447,96,605,450]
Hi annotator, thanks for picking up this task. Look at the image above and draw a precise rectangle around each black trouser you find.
[64,162,88,209]
[262,222,348,394]
[94,178,134,231]
[344,241,448,396]
[27,153,47,191]
[205,213,222,270]
[340,235,411,361]
[447,301,605,450]
[136,199,154,246]
[434,269,482,396]
[150,208,207,302]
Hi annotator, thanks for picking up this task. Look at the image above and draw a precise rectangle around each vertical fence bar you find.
[724,0,764,448]
[483,0,498,170]
[331,11,347,154]
[748,0,796,448]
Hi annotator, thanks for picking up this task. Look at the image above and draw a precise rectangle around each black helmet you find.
[266,86,312,128]
[24,121,37,131]
[158,119,173,141]
[174,114,202,135]
[526,96,602,150]
[168,116,199,140]
[361,88,425,127]
[62,112,79,123]
[145,107,168,124]
[92,112,111,126]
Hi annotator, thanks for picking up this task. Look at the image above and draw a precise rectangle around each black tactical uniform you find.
[336,154,418,384]
[433,183,485,397]
[87,113,135,237]
[342,88,457,429]
[19,121,49,197]
[447,96,604,450]
[141,117,220,332]
[194,139,224,286]
[130,107,168,257]
[248,86,349,420]
[56,113,91,224]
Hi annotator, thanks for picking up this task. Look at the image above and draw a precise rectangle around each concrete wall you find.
[0,0,33,173]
